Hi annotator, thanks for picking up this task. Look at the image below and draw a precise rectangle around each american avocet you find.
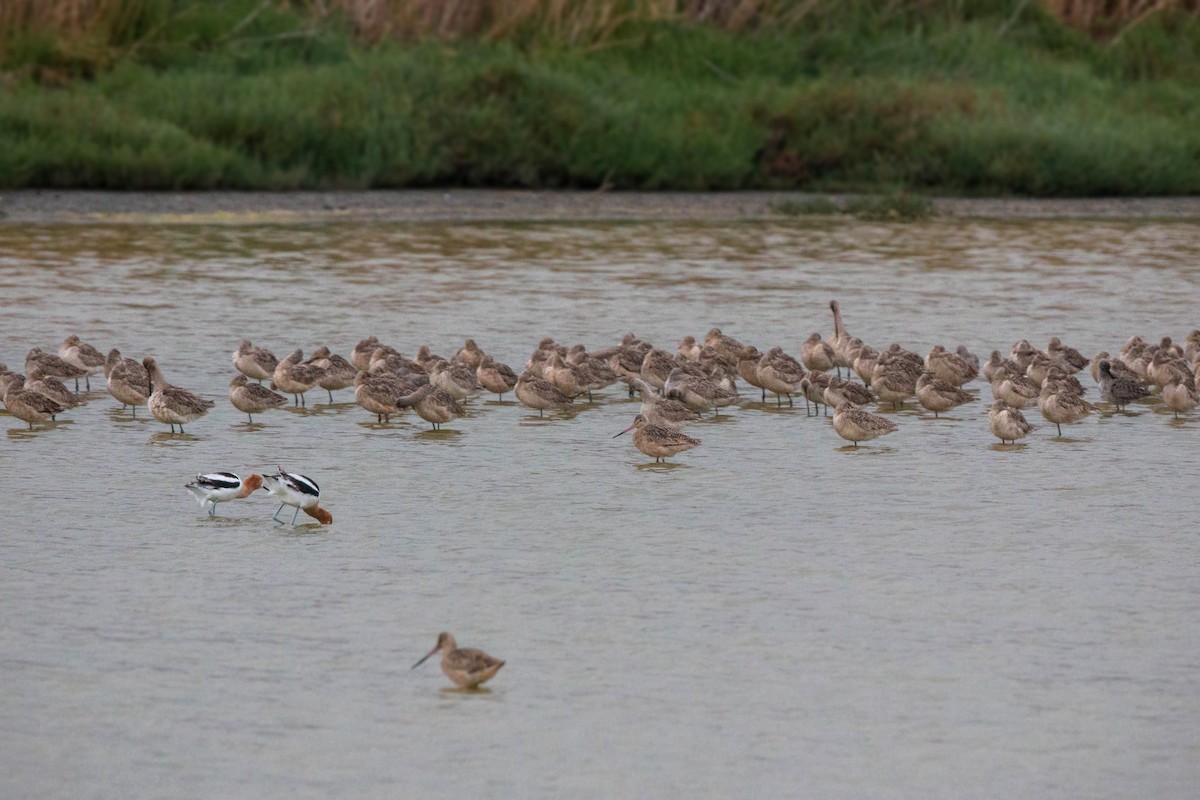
[800,333,836,374]
[453,339,485,370]
[25,347,87,389]
[185,472,264,517]
[272,350,324,406]
[232,340,279,383]
[1037,382,1097,436]
[26,366,88,410]
[2,376,66,428]
[412,632,505,690]
[989,400,1034,444]
[105,349,150,414]
[1162,375,1199,418]
[262,468,332,525]
[631,378,702,427]
[393,384,464,430]
[832,402,898,447]
[516,372,573,417]
[351,336,382,372]
[1097,360,1150,411]
[229,375,287,423]
[915,372,973,418]
[59,335,106,390]
[476,355,518,400]
[305,346,357,403]
[143,357,214,433]
[613,414,700,463]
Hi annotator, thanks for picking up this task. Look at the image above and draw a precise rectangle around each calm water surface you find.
[1,218,1198,799]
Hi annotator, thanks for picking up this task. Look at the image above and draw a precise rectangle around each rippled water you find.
[2,218,1199,799]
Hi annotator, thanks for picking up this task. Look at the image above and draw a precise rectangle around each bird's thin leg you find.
[291,506,300,526]
[328,389,334,403]
[272,504,285,523]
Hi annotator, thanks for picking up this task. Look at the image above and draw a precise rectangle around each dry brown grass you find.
[1042,0,1200,34]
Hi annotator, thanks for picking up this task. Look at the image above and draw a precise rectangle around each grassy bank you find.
[1,1,1199,194]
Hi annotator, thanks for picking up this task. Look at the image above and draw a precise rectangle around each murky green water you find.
[2,218,1198,798]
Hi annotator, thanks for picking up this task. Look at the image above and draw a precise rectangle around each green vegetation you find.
[1,1,1199,195]
[773,193,935,221]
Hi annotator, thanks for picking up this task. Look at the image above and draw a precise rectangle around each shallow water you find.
[1,218,1198,799]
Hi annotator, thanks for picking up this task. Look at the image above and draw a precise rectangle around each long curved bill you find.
[412,645,440,669]
[613,421,637,438]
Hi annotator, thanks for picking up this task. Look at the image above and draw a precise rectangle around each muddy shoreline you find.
[2,189,1199,224]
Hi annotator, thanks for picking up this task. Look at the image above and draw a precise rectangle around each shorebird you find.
[983,350,1023,383]
[630,378,702,427]
[956,345,980,371]
[59,335,106,390]
[639,349,676,391]
[232,340,279,384]
[412,632,504,690]
[925,345,978,386]
[799,372,833,416]
[613,414,701,463]
[272,350,324,406]
[104,349,150,414]
[1010,339,1041,373]
[1037,382,1096,436]
[677,335,702,362]
[1047,337,1089,374]
[800,333,836,374]
[476,355,518,400]
[429,359,479,401]
[143,356,214,433]
[851,342,880,387]
[393,384,464,430]
[704,328,745,362]
[25,347,87,389]
[823,376,874,410]
[453,339,486,370]
[1147,349,1191,389]
[870,356,918,409]
[1090,352,1136,385]
[415,345,445,372]
[829,300,855,376]
[351,336,381,372]
[757,348,805,407]
[516,372,573,417]
[262,468,332,525]
[735,346,771,401]
[354,371,413,423]
[831,402,898,447]
[306,347,357,402]
[1162,375,1199,418]
[229,375,287,423]
[1097,360,1150,411]
[990,367,1039,409]
[664,367,738,415]
[2,377,66,428]
[989,400,1033,444]
[185,472,264,517]
[26,366,88,410]
[915,372,973,417]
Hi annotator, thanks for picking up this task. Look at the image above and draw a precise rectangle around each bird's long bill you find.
[613,421,637,438]
[412,645,440,670]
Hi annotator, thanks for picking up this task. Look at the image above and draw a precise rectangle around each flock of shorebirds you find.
[4,302,1198,459]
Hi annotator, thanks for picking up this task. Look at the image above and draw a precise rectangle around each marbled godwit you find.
[185,472,264,517]
[1090,352,1136,385]
[543,352,588,399]
[429,359,479,401]
[1010,340,1041,373]
[1162,375,1199,418]
[829,300,855,376]
[824,376,874,410]
[956,345,980,371]
[800,333,836,374]
[851,342,880,387]
[870,355,918,409]
[1097,360,1150,411]
[677,336,702,362]
[25,347,87,388]
[989,400,1034,444]
[2,378,66,428]
[354,371,413,423]
[476,355,518,400]
[799,372,833,416]
[1023,352,1056,388]
[412,632,504,690]
[143,357,214,433]
[614,414,701,463]
[232,340,279,384]
[757,351,804,407]
[664,367,738,415]
[1042,366,1085,398]
[568,347,619,399]
[229,375,287,423]
[351,336,381,372]
[304,346,357,402]
[1148,349,1191,389]
[515,372,573,417]
[608,339,650,397]
[393,384,465,430]
[453,339,485,370]
[990,367,1039,409]
[915,372,973,418]
[59,335,106,390]
[415,345,445,372]
[272,350,324,406]
[735,346,770,401]
[831,402,898,447]
[1037,382,1096,436]
[630,378,702,427]
[104,348,150,414]
[698,346,737,378]
[26,366,88,410]
[1186,330,1200,362]
[983,351,1023,384]
[925,345,978,386]
[1046,337,1089,374]
[704,328,745,362]
[262,467,332,525]
[371,348,423,376]
[639,349,676,391]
